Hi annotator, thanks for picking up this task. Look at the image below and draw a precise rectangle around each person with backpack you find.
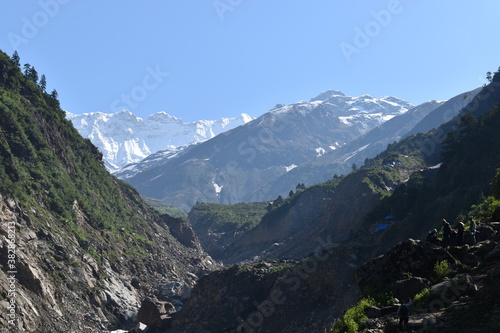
[425,229,439,245]
[397,298,412,331]
[442,219,452,246]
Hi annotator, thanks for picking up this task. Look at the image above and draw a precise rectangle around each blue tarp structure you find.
[384,214,396,220]
[374,224,390,232]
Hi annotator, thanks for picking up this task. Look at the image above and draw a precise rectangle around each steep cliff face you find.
[0,50,217,332]
[0,193,214,331]
[222,186,336,263]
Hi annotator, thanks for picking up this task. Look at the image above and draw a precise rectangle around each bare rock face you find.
[388,277,431,302]
[161,214,201,250]
[0,193,216,332]
[137,298,175,328]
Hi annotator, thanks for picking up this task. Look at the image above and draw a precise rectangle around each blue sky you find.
[1,1,500,122]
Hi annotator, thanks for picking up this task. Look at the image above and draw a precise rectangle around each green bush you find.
[413,288,431,309]
[434,260,451,279]
[330,297,375,333]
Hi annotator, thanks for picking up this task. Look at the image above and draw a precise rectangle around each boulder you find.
[380,305,399,316]
[476,226,496,242]
[159,280,191,300]
[356,239,455,292]
[485,244,500,261]
[471,240,497,257]
[387,277,431,302]
[463,253,481,267]
[488,222,500,233]
[429,277,469,309]
[137,298,175,328]
[365,305,382,318]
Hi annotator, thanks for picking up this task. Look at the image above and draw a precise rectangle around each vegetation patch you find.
[330,297,376,333]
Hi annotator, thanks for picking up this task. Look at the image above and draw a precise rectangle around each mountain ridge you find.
[246,88,481,201]
[120,91,414,210]
[66,110,253,171]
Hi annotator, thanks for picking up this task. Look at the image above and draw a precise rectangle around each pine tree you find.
[39,74,47,92]
[487,71,493,83]
[23,64,38,83]
[23,63,31,76]
[289,190,294,197]
[29,67,39,83]
[11,51,20,67]
[295,183,306,191]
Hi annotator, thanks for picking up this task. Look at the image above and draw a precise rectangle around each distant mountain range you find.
[247,88,481,201]
[66,110,253,171]
[69,88,480,211]
[113,90,416,210]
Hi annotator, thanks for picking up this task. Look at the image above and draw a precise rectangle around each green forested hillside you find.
[0,50,158,253]
[0,50,213,332]
[360,75,500,255]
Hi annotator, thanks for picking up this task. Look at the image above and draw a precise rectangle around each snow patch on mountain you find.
[263,90,412,129]
[66,110,253,171]
[213,178,224,196]
[316,147,326,157]
[343,144,371,163]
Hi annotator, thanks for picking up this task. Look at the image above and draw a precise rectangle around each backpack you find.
[399,304,409,317]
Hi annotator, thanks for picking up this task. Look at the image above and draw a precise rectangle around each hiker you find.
[397,298,412,331]
[456,219,465,246]
[449,228,458,246]
[469,217,477,245]
[442,219,451,246]
[425,229,439,244]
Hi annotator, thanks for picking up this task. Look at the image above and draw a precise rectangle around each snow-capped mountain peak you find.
[310,89,346,101]
[66,110,253,171]
[263,91,413,128]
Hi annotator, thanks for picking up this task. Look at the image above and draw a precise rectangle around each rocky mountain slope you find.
[129,73,500,333]
[248,88,481,202]
[147,220,500,333]
[122,91,413,211]
[339,225,500,333]
[67,110,253,172]
[188,77,500,266]
[138,247,364,332]
[0,50,217,332]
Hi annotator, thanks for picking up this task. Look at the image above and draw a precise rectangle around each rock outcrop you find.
[0,193,216,332]
[346,221,500,332]
[155,247,363,333]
